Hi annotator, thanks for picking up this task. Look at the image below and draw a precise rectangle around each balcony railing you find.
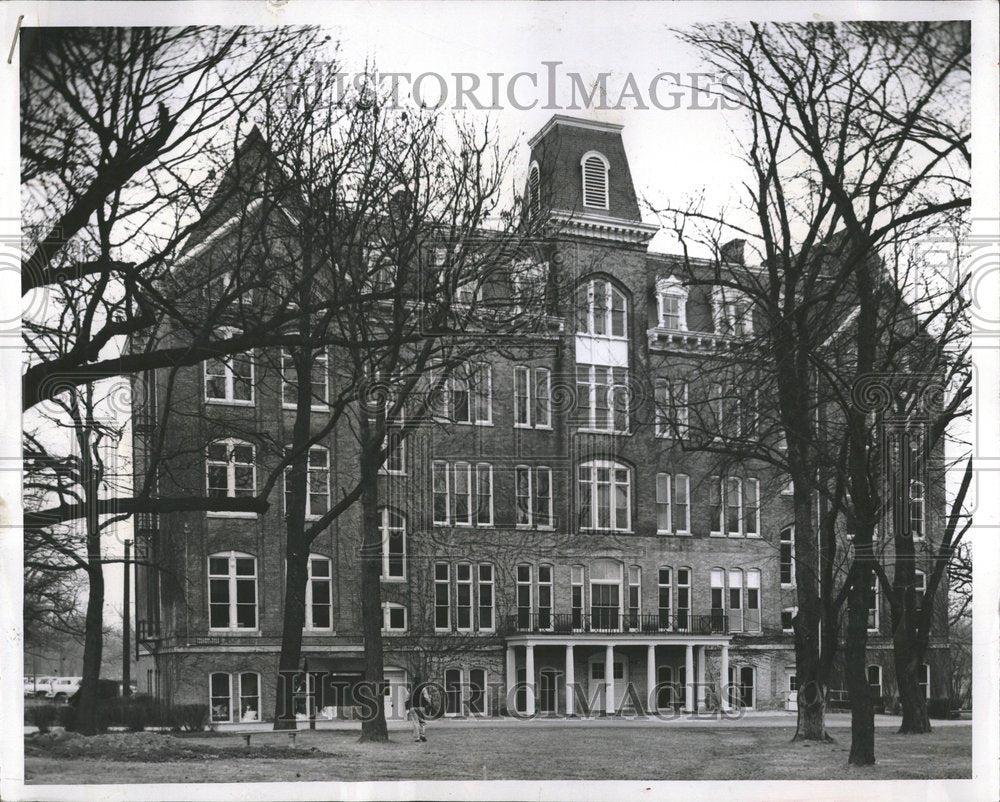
[500,611,729,636]
[137,620,162,641]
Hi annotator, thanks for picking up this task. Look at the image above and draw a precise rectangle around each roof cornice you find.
[528,115,625,148]
[547,209,659,245]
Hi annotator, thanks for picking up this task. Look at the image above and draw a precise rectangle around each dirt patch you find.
[25,730,328,763]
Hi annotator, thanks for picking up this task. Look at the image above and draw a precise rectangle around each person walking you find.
[405,675,430,742]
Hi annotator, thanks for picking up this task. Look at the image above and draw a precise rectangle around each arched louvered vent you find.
[581,152,609,209]
[528,162,540,218]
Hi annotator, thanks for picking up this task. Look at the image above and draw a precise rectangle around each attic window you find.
[528,162,541,218]
[581,152,609,210]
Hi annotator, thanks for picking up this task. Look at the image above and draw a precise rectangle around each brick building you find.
[132,114,950,724]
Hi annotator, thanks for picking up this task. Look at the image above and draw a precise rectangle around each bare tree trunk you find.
[895,638,931,733]
[791,489,830,741]
[273,548,309,730]
[75,562,104,735]
[358,420,388,742]
[846,561,875,765]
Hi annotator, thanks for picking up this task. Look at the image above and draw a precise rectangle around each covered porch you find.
[504,635,733,716]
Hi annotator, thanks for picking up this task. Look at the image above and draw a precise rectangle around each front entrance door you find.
[383,668,407,719]
[588,655,627,713]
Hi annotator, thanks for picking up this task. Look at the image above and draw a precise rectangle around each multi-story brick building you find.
[133,114,950,724]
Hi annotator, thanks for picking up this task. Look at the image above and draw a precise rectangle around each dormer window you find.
[527,161,541,219]
[656,275,688,331]
[712,287,754,337]
[581,152,610,210]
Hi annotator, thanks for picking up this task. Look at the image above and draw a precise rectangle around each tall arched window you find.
[380,507,406,581]
[909,480,925,539]
[577,460,631,532]
[575,278,628,339]
[581,151,610,209]
[527,161,541,218]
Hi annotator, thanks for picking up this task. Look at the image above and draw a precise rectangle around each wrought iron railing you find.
[500,611,730,636]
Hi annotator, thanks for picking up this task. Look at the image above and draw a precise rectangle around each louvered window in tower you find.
[528,162,540,218]
[581,152,609,209]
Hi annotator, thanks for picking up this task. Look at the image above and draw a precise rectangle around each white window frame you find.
[918,663,930,699]
[382,602,408,633]
[781,606,797,633]
[432,460,450,525]
[516,563,533,629]
[304,554,333,631]
[746,569,761,632]
[477,563,495,632]
[655,275,689,331]
[280,347,329,410]
[674,474,691,534]
[206,439,257,518]
[207,551,258,632]
[576,364,630,433]
[655,379,688,439]
[868,573,880,632]
[909,480,926,541]
[380,507,407,581]
[867,665,883,700]
[210,672,233,723]
[283,445,331,520]
[576,278,628,340]
[780,526,795,587]
[580,151,610,209]
[728,568,744,633]
[204,327,254,405]
[744,478,760,537]
[712,287,754,337]
[658,567,672,629]
[434,562,451,631]
[456,562,474,632]
[538,564,554,631]
[655,472,672,534]
[475,463,494,527]
[514,366,552,429]
[238,671,261,722]
[578,460,632,532]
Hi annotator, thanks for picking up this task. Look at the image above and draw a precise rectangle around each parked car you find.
[46,677,82,701]
[24,676,55,697]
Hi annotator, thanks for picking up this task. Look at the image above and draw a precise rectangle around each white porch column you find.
[684,644,694,713]
[720,644,731,712]
[565,645,576,716]
[696,646,706,711]
[646,644,657,714]
[525,643,536,716]
[605,644,615,715]
[506,645,516,707]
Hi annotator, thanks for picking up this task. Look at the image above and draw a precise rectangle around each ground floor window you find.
[445,668,463,715]
[239,672,261,722]
[867,665,883,701]
[918,663,930,699]
[469,668,487,715]
[729,665,755,709]
[210,673,232,723]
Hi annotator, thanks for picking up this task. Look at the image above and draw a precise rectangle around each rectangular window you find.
[867,574,879,631]
[475,463,494,526]
[208,553,257,630]
[306,557,332,630]
[473,363,492,424]
[744,479,759,537]
[456,563,473,631]
[207,441,256,502]
[281,348,329,409]
[514,366,552,429]
[657,380,689,439]
[210,673,232,723]
[727,477,742,536]
[283,446,330,519]
[383,428,405,474]
[675,474,690,534]
[676,568,690,631]
[434,562,450,630]
[432,461,449,525]
[576,365,629,432]
[746,569,761,632]
[780,528,794,586]
[205,331,254,404]
[728,569,743,632]
[453,462,472,525]
[571,565,584,630]
[538,565,553,630]
[781,608,796,633]
[478,563,494,631]
[516,564,532,630]
[238,673,260,722]
[709,476,723,535]
[515,466,532,527]
[382,603,407,632]
[656,473,672,533]
[658,567,672,630]
[535,467,553,528]
[710,568,725,630]
[627,566,641,629]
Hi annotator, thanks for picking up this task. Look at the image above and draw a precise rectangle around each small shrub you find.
[170,704,209,732]
[927,697,952,719]
[26,704,59,733]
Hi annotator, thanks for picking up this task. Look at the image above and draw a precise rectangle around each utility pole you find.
[123,539,131,698]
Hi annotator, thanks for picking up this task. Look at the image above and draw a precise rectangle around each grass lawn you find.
[25,722,971,784]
